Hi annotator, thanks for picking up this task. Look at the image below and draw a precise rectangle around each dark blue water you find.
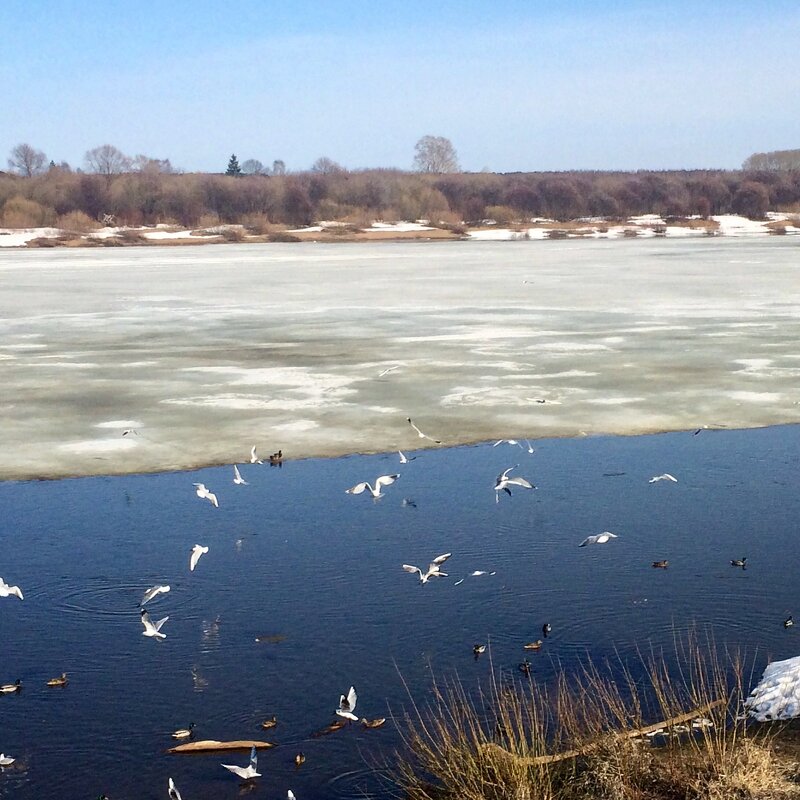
[1,426,799,799]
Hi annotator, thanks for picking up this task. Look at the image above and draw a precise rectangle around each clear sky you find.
[2,0,798,173]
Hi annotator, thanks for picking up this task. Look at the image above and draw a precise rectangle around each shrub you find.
[484,205,518,225]
[1,195,55,228]
[56,210,100,233]
[268,231,301,242]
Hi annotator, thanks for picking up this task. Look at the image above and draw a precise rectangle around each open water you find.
[1,424,799,799]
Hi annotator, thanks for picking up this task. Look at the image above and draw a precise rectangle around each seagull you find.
[378,365,399,377]
[140,609,169,639]
[346,474,400,498]
[190,544,209,572]
[168,778,183,800]
[494,465,536,501]
[193,483,218,507]
[470,570,496,577]
[336,686,359,721]
[233,464,249,485]
[579,532,619,547]
[288,791,297,800]
[402,552,451,584]
[0,754,14,767]
[0,578,23,600]
[542,622,552,637]
[493,439,523,449]
[525,440,535,454]
[398,450,416,464]
[140,584,170,606]
[250,445,263,464]
[730,557,747,569]
[221,745,261,780]
[406,417,442,444]
[784,615,794,629]
[649,473,678,483]
[122,428,138,437]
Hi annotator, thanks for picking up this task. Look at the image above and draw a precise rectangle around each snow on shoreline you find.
[1,214,797,247]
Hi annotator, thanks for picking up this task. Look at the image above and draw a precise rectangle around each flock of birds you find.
[0,416,784,796]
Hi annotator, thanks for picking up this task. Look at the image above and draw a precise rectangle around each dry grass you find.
[391,636,800,800]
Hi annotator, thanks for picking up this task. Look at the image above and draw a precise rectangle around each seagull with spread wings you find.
[403,552,452,584]
[346,474,400,499]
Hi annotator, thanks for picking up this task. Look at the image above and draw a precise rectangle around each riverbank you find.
[1,236,799,481]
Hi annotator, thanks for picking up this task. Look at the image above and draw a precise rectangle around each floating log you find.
[481,699,724,767]
[168,739,276,754]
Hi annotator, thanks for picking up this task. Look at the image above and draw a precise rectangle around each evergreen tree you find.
[225,154,242,176]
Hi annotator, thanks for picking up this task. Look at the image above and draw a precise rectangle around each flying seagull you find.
[140,609,169,639]
[0,578,23,600]
[250,445,263,464]
[579,532,619,547]
[336,685,359,721]
[649,473,678,483]
[378,365,400,377]
[221,745,261,780]
[233,464,249,485]
[346,474,400,498]
[406,417,442,444]
[494,466,536,501]
[193,483,219,508]
[493,439,523,449]
[398,450,416,464]
[140,584,170,606]
[402,552,452,584]
[168,778,183,800]
[190,544,209,572]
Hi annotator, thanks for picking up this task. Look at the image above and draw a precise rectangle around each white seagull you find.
[288,791,297,800]
[493,439,523,449]
[233,464,249,485]
[141,584,170,606]
[398,450,416,464]
[190,544,209,572]
[346,474,400,498]
[403,552,452,584]
[250,445,263,464]
[495,466,536,501]
[579,532,619,547]
[336,686,359,720]
[525,440,535,454]
[141,609,169,639]
[406,417,442,444]
[0,578,23,600]
[378,365,400,377]
[222,745,261,780]
[0,753,14,767]
[193,483,219,508]
[649,473,678,483]
[168,777,183,800]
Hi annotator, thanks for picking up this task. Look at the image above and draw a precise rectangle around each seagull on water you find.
[140,609,169,639]
[525,440,535,454]
[649,473,678,483]
[0,754,14,767]
[0,578,23,600]
[140,584,170,606]
[346,474,400,498]
[493,439,523,449]
[233,464,249,485]
[190,544,209,572]
[168,778,183,800]
[406,417,442,444]
[222,745,261,780]
[579,532,619,547]
[336,686,359,721]
[193,483,218,508]
[398,450,416,464]
[250,445,263,464]
[403,552,451,584]
[494,466,536,501]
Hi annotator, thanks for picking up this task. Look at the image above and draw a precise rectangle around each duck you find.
[542,622,552,637]
[652,560,669,569]
[473,644,486,656]
[361,717,386,729]
[294,752,305,768]
[172,722,196,739]
[0,679,22,693]
[46,672,68,687]
[260,716,277,729]
[310,720,346,737]
[268,450,283,465]
[523,640,543,651]
[518,660,532,675]
[785,615,794,629]
[730,557,747,569]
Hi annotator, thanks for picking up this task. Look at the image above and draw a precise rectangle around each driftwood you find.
[481,699,725,767]
[168,739,276,754]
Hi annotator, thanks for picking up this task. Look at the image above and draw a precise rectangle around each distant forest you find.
[2,143,799,231]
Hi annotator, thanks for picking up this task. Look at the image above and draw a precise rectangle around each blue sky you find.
[2,0,798,173]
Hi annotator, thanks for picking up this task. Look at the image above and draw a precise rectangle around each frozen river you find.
[1,237,799,480]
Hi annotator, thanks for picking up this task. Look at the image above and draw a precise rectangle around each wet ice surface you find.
[1,238,799,480]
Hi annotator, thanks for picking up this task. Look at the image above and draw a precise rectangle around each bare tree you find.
[241,159,266,175]
[413,135,460,173]
[7,143,47,176]
[132,155,174,173]
[311,156,345,175]
[272,159,286,176]
[84,144,132,177]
